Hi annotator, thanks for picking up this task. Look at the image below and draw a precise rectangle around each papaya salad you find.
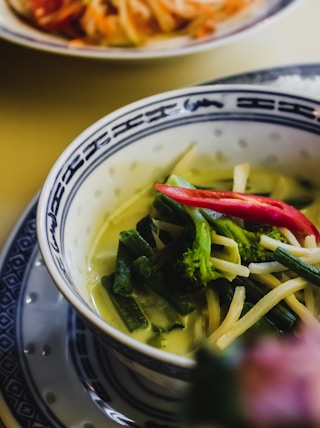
[88,156,320,357]
[9,0,258,47]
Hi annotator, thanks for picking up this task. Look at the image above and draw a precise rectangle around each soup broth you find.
[87,165,320,357]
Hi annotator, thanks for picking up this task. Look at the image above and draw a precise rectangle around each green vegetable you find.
[178,208,222,288]
[153,192,188,225]
[166,174,222,289]
[136,215,157,248]
[107,225,196,320]
[134,234,185,277]
[119,229,154,258]
[274,246,320,287]
[134,255,197,315]
[112,242,134,296]
[101,274,148,332]
[204,213,286,265]
[136,282,184,333]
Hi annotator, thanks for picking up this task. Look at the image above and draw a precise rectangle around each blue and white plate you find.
[0,195,181,428]
[0,0,300,60]
[1,62,320,428]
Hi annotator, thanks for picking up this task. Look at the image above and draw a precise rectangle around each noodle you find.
[304,285,316,316]
[232,162,250,193]
[206,287,221,334]
[216,278,309,350]
[279,227,302,247]
[208,285,246,345]
[261,235,320,257]
[251,273,320,329]
[211,256,250,279]
[248,261,287,275]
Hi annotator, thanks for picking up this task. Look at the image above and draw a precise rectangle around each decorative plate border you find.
[0,197,52,427]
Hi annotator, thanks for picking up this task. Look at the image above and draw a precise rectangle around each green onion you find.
[274,246,320,287]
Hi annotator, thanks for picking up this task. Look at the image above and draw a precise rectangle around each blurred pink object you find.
[239,324,320,427]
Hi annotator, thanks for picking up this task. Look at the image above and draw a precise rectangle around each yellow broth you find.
[87,167,320,357]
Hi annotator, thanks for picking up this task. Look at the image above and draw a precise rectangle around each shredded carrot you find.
[25,0,258,47]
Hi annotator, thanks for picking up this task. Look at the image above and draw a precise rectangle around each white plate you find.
[0,0,300,60]
[1,63,320,428]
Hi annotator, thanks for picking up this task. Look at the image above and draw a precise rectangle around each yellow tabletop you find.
[0,0,319,252]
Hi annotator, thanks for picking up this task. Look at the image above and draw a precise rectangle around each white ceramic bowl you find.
[37,84,320,391]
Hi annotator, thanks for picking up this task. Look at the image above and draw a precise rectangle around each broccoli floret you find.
[165,175,222,290]
[204,214,287,265]
[175,208,222,290]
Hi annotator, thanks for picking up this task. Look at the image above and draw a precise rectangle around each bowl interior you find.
[37,84,320,362]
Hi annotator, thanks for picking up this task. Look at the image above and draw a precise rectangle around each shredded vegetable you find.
[12,0,257,47]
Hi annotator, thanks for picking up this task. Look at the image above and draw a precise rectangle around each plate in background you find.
[0,0,301,60]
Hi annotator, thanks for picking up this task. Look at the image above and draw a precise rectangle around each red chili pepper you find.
[31,0,84,31]
[155,184,320,242]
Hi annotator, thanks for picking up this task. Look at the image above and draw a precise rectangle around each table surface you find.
[1,0,320,252]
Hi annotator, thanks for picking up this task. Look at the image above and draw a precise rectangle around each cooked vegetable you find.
[204,214,287,265]
[119,229,154,259]
[155,184,320,242]
[112,242,134,296]
[134,255,197,315]
[9,0,258,48]
[101,274,148,332]
[274,246,320,287]
[164,174,223,290]
[153,193,189,226]
[175,207,222,288]
[134,282,185,333]
[89,161,320,356]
